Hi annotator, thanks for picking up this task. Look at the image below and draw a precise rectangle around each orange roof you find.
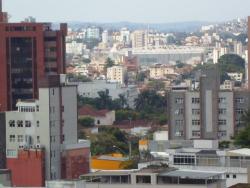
[78,105,110,117]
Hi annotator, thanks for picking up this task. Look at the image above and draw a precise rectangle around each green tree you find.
[105,57,115,69]
[96,89,113,110]
[78,117,95,128]
[234,110,250,147]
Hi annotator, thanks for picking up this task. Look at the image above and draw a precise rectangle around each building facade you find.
[3,75,90,186]
[0,3,67,111]
[107,66,127,85]
[168,68,250,141]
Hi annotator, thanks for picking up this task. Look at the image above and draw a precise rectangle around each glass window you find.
[17,120,23,127]
[25,120,31,127]
[9,120,15,127]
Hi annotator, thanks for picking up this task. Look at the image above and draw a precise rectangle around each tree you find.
[105,57,115,69]
[96,89,113,110]
[78,117,95,128]
[134,90,167,113]
[234,110,250,147]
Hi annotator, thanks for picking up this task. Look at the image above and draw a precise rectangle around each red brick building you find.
[7,149,45,187]
[61,142,91,180]
[0,0,67,110]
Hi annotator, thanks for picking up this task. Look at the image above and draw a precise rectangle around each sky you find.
[4,0,250,23]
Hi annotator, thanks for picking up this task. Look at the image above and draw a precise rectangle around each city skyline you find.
[4,0,250,23]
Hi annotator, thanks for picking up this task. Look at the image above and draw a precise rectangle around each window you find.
[218,120,227,125]
[192,98,200,104]
[36,105,39,112]
[192,109,200,115]
[37,121,40,127]
[218,97,226,103]
[97,120,100,125]
[174,155,195,165]
[62,135,65,142]
[37,136,40,143]
[233,174,236,179]
[226,174,230,178]
[9,135,15,142]
[52,89,55,95]
[235,98,244,104]
[17,120,23,127]
[7,149,17,157]
[175,120,184,126]
[219,109,227,115]
[17,135,24,142]
[218,131,227,137]
[175,108,184,115]
[192,120,200,126]
[236,109,244,115]
[25,120,31,127]
[9,120,15,127]
[192,131,201,137]
[175,98,184,104]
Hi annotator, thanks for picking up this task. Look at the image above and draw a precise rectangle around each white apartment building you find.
[86,27,100,40]
[66,41,84,55]
[149,64,175,79]
[5,75,78,180]
[227,72,243,82]
[107,66,127,85]
[120,28,130,45]
[131,30,148,49]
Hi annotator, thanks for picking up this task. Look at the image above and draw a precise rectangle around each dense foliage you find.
[234,110,250,147]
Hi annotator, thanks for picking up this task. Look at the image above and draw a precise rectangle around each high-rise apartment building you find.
[0,1,67,110]
[131,30,148,49]
[168,68,250,140]
[2,75,90,187]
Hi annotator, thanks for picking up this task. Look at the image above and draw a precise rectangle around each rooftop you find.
[78,105,110,117]
[159,169,223,179]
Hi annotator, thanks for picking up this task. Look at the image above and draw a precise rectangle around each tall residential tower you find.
[0,0,67,110]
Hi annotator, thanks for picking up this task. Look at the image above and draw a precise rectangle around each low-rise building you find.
[78,105,115,126]
[149,64,175,79]
[91,154,131,170]
[81,167,225,188]
[77,80,139,108]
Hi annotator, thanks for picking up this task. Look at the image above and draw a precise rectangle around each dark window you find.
[9,120,15,127]
[17,120,23,127]
[25,120,31,127]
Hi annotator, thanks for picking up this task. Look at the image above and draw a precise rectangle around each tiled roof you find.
[78,105,110,117]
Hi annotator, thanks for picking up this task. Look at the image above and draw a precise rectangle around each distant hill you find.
[67,21,214,32]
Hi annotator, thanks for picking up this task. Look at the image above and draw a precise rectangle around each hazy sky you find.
[4,0,250,23]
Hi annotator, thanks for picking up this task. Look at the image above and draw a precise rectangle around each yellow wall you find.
[91,155,130,170]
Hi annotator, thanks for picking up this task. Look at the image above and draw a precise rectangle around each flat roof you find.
[227,148,250,156]
[159,170,223,179]
[97,155,129,161]
[82,170,135,177]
